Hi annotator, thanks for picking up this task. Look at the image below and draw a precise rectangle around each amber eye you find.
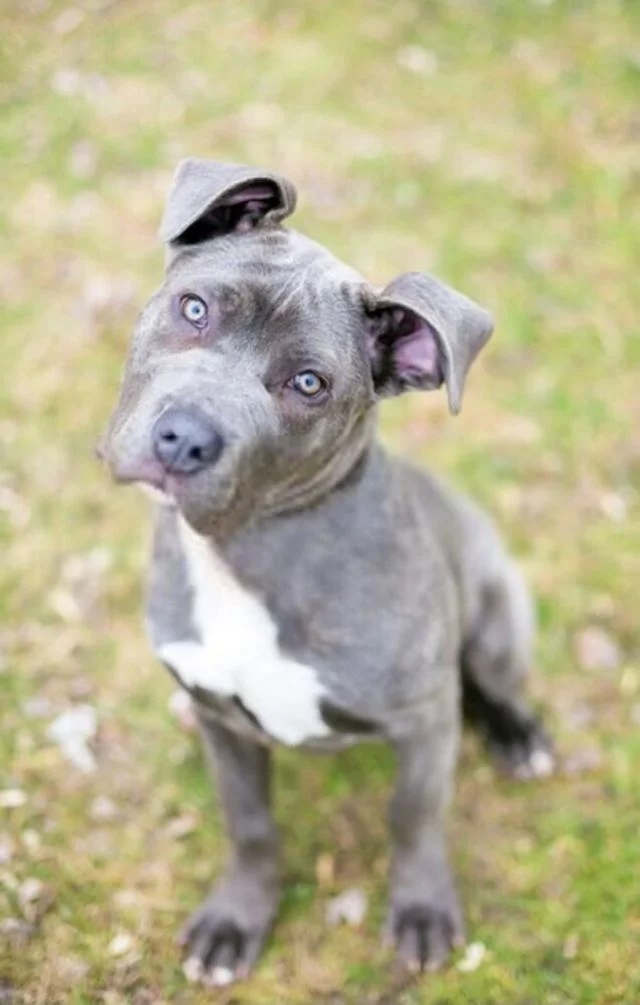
[289,371,326,397]
[180,294,208,327]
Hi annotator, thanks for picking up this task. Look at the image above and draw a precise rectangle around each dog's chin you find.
[163,476,243,537]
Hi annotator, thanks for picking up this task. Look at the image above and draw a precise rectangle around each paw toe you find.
[392,903,460,973]
[204,964,235,988]
[528,745,555,778]
[491,721,555,781]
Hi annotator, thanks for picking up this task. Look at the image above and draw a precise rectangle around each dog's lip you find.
[137,481,178,507]
[108,458,179,494]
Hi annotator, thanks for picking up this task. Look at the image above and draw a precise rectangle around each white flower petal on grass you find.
[396,45,439,76]
[47,705,97,773]
[168,689,198,731]
[574,626,621,672]
[108,932,135,957]
[0,790,27,809]
[457,941,486,972]
[90,796,117,822]
[54,8,85,34]
[326,887,368,927]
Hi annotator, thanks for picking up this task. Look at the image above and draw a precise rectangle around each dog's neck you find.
[197,410,381,543]
[260,410,378,520]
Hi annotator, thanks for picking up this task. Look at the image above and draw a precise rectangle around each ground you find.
[1,0,639,1002]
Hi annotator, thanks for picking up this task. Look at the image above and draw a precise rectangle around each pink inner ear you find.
[391,307,442,381]
[367,306,443,394]
[220,185,277,206]
[393,318,440,383]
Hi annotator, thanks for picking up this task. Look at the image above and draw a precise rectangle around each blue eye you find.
[290,371,326,397]
[181,294,208,327]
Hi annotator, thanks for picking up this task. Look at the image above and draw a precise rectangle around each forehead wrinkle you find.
[265,263,321,323]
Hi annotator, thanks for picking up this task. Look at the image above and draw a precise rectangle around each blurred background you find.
[1,1,639,1002]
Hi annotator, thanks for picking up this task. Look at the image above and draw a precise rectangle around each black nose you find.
[152,407,224,475]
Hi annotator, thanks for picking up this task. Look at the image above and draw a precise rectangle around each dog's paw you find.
[387,897,464,973]
[489,719,555,781]
[179,878,278,986]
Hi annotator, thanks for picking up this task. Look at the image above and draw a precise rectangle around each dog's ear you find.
[159,158,297,247]
[364,272,493,414]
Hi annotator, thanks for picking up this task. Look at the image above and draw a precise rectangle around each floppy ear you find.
[364,272,493,414]
[159,158,297,247]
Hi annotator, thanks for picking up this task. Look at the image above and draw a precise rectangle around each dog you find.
[101,158,554,986]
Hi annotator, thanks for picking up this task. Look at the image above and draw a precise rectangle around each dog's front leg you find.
[387,712,463,973]
[180,715,280,986]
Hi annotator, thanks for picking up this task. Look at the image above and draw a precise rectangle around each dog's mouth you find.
[98,437,242,531]
[137,480,178,507]
[100,452,183,504]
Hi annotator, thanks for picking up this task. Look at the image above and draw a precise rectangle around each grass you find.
[1,0,639,1001]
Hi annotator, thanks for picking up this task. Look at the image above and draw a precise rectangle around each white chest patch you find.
[157,517,331,747]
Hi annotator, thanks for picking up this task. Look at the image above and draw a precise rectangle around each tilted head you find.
[102,158,493,536]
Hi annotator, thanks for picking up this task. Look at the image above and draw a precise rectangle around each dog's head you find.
[102,159,493,535]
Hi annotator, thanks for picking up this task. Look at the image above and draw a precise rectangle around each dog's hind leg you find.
[461,560,554,779]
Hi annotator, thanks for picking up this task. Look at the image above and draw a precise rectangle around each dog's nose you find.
[152,407,224,475]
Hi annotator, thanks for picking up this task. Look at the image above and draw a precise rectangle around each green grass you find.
[1,0,639,1001]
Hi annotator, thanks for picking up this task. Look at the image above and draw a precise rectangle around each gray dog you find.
[102,159,553,987]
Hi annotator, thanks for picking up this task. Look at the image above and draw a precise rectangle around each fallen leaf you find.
[112,889,140,910]
[19,878,43,905]
[326,887,367,927]
[21,830,41,854]
[563,746,604,776]
[0,980,17,1005]
[56,956,90,982]
[564,932,580,959]
[564,702,594,730]
[168,689,197,731]
[0,486,30,529]
[239,102,284,131]
[54,548,113,623]
[50,67,83,96]
[47,705,97,773]
[396,45,438,75]
[597,491,628,522]
[496,415,542,445]
[0,837,14,865]
[53,7,85,34]
[620,666,639,696]
[21,697,52,719]
[80,277,136,324]
[103,992,128,1005]
[574,626,621,672]
[48,587,82,623]
[69,140,98,180]
[457,941,487,972]
[165,812,199,840]
[315,852,335,889]
[0,790,26,809]
[0,919,34,951]
[108,932,136,957]
[90,796,118,822]
[18,878,55,923]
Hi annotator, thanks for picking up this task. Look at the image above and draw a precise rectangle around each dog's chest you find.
[157,518,331,747]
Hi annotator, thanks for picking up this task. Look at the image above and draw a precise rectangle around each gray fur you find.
[102,159,553,982]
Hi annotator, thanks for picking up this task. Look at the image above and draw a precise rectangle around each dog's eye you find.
[180,294,208,328]
[289,371,326,398]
